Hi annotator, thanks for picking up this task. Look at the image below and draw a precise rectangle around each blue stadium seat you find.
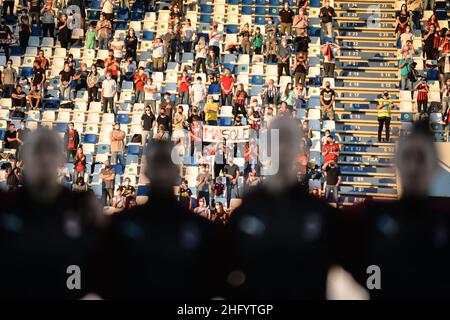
[112,164,123,175]
[427,68,439,81]
[131,11,144,20]
[222,63,235,73]
[84,134,97,144]
[20,67,34,77]
[254,16,266,25]
[243,0,253,4]
[117,113,130,124]
[241,6,253,15]
[226,25,239,34]
[142,31,155,40]
[5,14,16,24]
[88,11,100,20]
[255,0,266,5]
[55,123,68,132]
[252,76,264,85]
[196,33,209,43]
[127,144,141,155]
[97,144,110,154]
[0,130,6,141]
[219,117,233,126]
[137,185,150,196]
[310,0,321,6]
[268,7,279,16]
[200,4,213,14]
[401,113,413,122]
[31,25,42,37]
[435,10,447,20]
[227,0,239,4]
[117,9,129,20]
[255,6,266,15]
[115,22,128,30]
[10,46,24,56]
[126,155,139,164]
[91,0,101,9]
[200,15,212,23]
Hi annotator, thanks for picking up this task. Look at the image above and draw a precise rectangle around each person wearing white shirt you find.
[101,72,117,114]
[190,77,207,110]
[144,77,158,114]
[152,37,166,71]
[110,36,125,59]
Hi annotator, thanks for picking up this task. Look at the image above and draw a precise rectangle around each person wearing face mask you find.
[239,23,251,55]
[251,27,264,54]
[11,84,27,110]
[96,13,112,50]
[322,159,340,206]
[281,82,296,109]
[125,28,138,61]
[223,156,240,209]
[177,69,191,105]
[2,59,16,98]
[101,72,117,114]
[395,4,410,38]
[100,160,116,206]
[59,63,74,100]
[400,26,414,50]
[441,79,450,117]
[277,38,292,83]
[278,2,294,35]
[109,122,126,170]
[377,90,396,142]
[399,50,414,91]
[143,77,158,114]
[134,67,148,104]
[265,17,277,51]
[220,68,235,106]
[74,63,89,97]
[87,65,100,108]
[18,9,31,51]
[0,18,15,61]
[292,8,308,37]
[181,19,194,54]
[16,120,30,161]
[172,105,187,142]
[319,0,336,39]
[437,50,450,89]
[195,36,207,73]
[190,76,207,110]
[64,122,80,162]
[320,81,335,121]
[151,37,166,72]
[110,35,124,59]
[204,95,219,126]
[57,14,71,49]
[414,76,429,115]
[320,42,340,78]
[423,23,440,60]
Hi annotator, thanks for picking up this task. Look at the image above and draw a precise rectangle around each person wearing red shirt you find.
[177,69,191,105]
[220,68,235,106]
[134,67,148,103]
[64,122,80,162]
[414,76,429,114]
[322,134,340,164]
[104,49,119,79]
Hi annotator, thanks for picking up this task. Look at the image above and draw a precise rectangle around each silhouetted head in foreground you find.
[396,120,438,198]
[21,128,64,202]
[144,140,178,196]
[263,116,304,193]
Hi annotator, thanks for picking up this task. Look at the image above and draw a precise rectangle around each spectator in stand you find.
[177,69,191,105]
[96,13,112,50]
[141,106,156,146]
[3,0,14,17]
[401,40,414,59]
[57,14,71,49]
[153,124,169,141]
[321,42,340,78]
[251,27,264,55]
[196,164,212,205]
[27,0,41,24]
[163,26,180,63]
[293,52,307,86]
[190,76,207,110]
[294,82,307,110]
[395,4,410,38]
[133,67,148,104]
[220,68,235,106]
[281,83,296,109]
[72,176,88,192]
[401,26,414,50]
[195,36,207,73]
[27,84,42,110]
[208,22,221,57]
[319,0,336,39]
[377,90,395,142]
[143,77,158,114]
[111,187,125,209]
[239,23,251,55]
[41,4,56,38]
[278,2,294,36]
[207,74,221,95]
[204,95,219,126]
[277,38,292,83]
[152,37,166,71]
[125,28,138,61]
[224,156,240,209]
[320,81,335,121]
[18,9,31,51]
[4,123,18,150]
[178,179,192,210]
[87,65,100,108]
[100,160,116,206]
[85,22,96,49]
[73,146,87,180]
[194,197,211,220]
[104,50,120,80]
[406,0,422,30]
[212,201,229,225]
[101,72,117,114]
[110,35,124,60]
[74,63,89,97]
[322,160,341,206]
[322,134,340,164]
[59,63,74,100]
[399,50,414,91]
[293,8,308,37]
[121,177,136,209]
[32,60,46,92]
[2,59,16,98]
[110,122,126,170]
[442,78,450,116]
[101,0,115,20]
[423,22,440,60]
[172,105,187,142]
[6,160,22,191]
[261,79,280,108]
[437,51,450,89]
[440,29,450,53]
[156,106,171,134]
[233,83,248,118]
[181,19,194,54]
[425,14,440,33]
[206,48,220,79]
[35,50,49,70]
[11,85,27,110]
[64,122,80,161]
[414,76,429,114]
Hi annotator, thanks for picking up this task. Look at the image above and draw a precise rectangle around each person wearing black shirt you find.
[322,160,340,205]
[32,61,46,89]
[223,157,240,209]
[319,0,336,38]
[16,120,30,160]
[156,107,171,134]
[74,63,88,97]
[57,14,71,49]
[4,123,18,150]
[178,179,192,209]
[11,85,27,109]
[278,2,295,35]
[320,81,335,120]
[5,159,22,191]
[125,28,138,61]
[141,106,155,146]
[28,0,42,24]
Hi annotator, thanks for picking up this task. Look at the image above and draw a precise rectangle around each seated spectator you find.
[4,123,18,150]
[322,134,340,164]
[11,85,26,109]
[27,84,42,110]
[320,81,335,120]
[261,79,280,108]
[211,201,229,225]
[57,163,72,187]
[193,197,211,220]
[153,124,169,141]
[120,55,137,82]
[111,187,126,209]
[121,177,136,209]
[72,176,88,192]
[178,179,193,210]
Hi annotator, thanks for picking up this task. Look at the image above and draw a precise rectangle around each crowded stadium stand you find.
[0,0,448,214]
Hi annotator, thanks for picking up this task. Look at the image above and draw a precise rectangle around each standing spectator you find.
[261,79,280,108]
[101,72,117,114]
[181,19,194,54]
[277,38,292,83]
[319,0,336,39]
[110,122,126,169]
[153,124,169,141]
[2,59,16,98]
[3,0,14,17]
[0,19,15,61]
[178,179,192,210]
[414,76,429,114]
[423,23,440,60]
[190,77,207,110]
[16,120,30,160]
[293,53,307,86]
[196,164,212,205]
[96,13,112,50]
[265,16,277,46]
[177,69,191,104]
[400,26,414,50]
[27,84,42,110]
[399,50,414,90]
[193,197,211,219]
[4,123,18,150]
[74,63,89,97]
[64,122,80,161]
[85,22,96,49]
[205,48,220,78]
[437,51,450,89]
[57,14,71,49]
[395,4,410,37]
[87,65,100,108]
[41,4,56,38]
[223,156,240,209]
[134,67,148,103]
[281,83,296,109]
[194,36,207,73]
[28,0,42,24]
[111,187,125,209]
[163,27,179,63]
[141,106,156,146]
[442,78,450,116]
[172,105,187,142]
[73,146,86,180]
[59,64,74,100]
[239,23,251,55]
[407,0,422,30]
[294,82,307,109]
[278,2,295,36]
[251,27,264,55]
[11,85,27,110]
[233,83,248,117]
[208,22,221,57]
[104,50,120,80]
[110,35,124,59]
[125,28,138,61]
[425,13,439,33]
[151,37,166,71]
[18,9,31,51]
[100,160,116,206]
[35,50,49,70]
[320,81,335,120]
[220,68,235,106]
[293,8,308,37]
[377,90,395,142]
[322,160,340,206]
[321,42,339,78]
[322,134,340,164]
[204,95,219,125]
[101,0,115,20]
[144,77,158,114]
